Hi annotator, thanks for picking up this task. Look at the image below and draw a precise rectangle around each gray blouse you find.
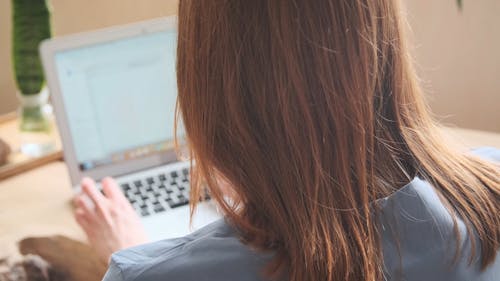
[103,147,500,281]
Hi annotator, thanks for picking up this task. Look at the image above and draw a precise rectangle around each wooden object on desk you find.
[0,113,63,180]
[19,236,106,281]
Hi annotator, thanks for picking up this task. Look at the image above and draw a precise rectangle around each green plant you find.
[12,0,51,96]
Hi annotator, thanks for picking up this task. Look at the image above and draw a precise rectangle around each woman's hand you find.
[73,177,148,264]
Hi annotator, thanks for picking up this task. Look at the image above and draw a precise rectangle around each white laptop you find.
[40,16,221,242]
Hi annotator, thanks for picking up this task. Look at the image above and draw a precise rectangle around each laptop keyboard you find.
[120,167,191,217]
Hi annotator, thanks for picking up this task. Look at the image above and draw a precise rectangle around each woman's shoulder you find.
[102,147,500,281]
[103,219,272,281]
[377,146,500,281]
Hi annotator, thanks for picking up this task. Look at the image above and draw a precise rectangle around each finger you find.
[101,177,127,203]
[74,195,95,215]
[74,208,90,229]
[72,195,80,208]
[81,177,108,216]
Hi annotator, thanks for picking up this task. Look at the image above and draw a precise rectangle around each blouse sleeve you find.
[101,258,124,281]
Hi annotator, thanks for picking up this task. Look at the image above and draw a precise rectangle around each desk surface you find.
[0,161,85,259]
[1,127,499,259]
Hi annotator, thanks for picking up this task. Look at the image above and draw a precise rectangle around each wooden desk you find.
[0,161,85,259]
[0,127,499,260]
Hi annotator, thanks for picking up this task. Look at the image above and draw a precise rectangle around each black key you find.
[141,209,150,216]
[134,180,142,187]
[153,205,165,213]
[170,171,178,178]
[121,183,131,191]
[182,168,189,176]
[146,177,154,185]
[129,199,137,204]
[169,200,189,209]
[146,186,154,192]
[159,174,166,181]
[182,178,189,183]
[158,184,166,189]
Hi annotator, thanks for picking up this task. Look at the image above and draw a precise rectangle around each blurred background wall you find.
[0,0,499,131]
[0,0,178,115]
[404,0,500,132]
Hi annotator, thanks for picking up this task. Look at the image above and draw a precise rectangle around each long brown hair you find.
[176,1,500,280]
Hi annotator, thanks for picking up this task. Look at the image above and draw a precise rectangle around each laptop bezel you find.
[40,16,181,187]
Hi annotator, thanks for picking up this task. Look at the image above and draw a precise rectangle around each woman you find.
[73,0,500,280]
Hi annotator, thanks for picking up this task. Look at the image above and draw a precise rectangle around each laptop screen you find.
[54,30,182,171]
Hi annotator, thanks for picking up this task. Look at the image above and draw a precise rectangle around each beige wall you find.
[404,0,500,132]
[0,0,178,114]
[49,0,178,36]
[0,0,17,114]
[0,1,499,131]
